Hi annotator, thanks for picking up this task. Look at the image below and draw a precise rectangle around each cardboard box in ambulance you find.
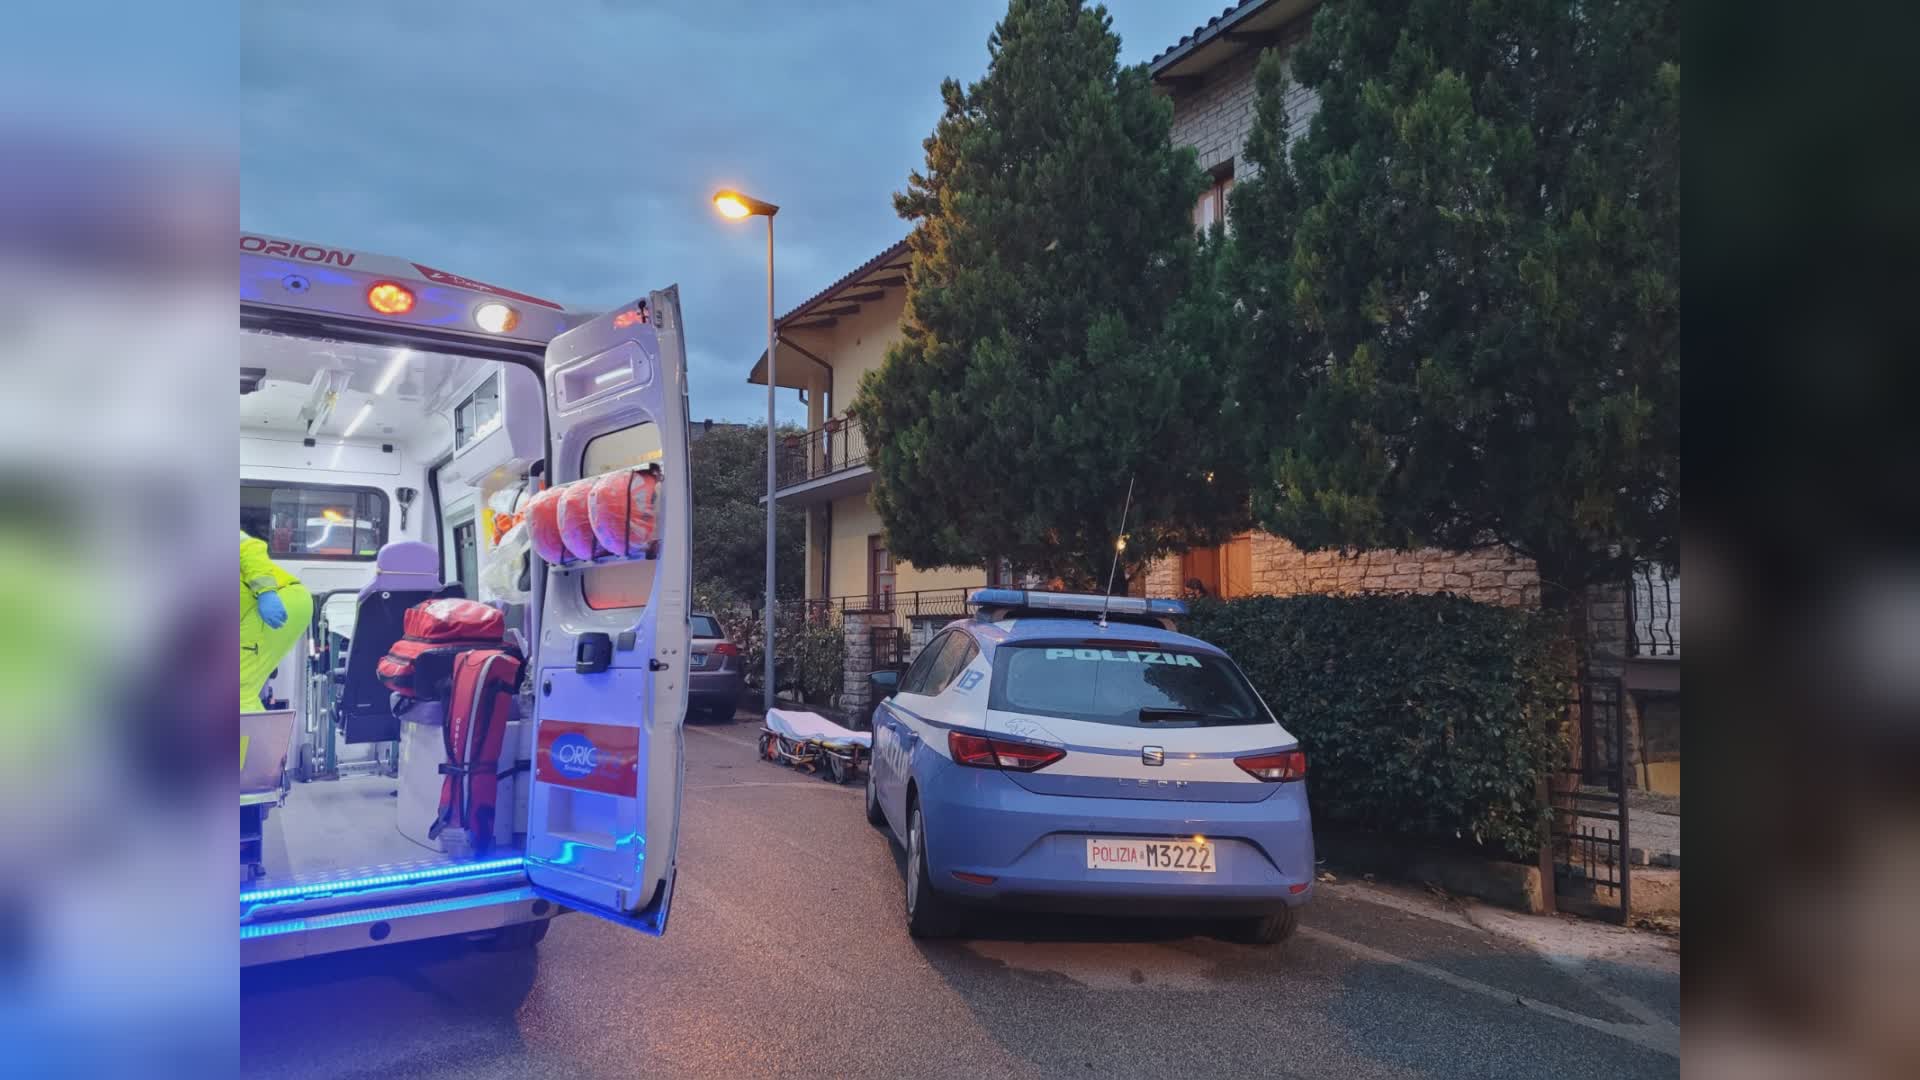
[240,234,693,965]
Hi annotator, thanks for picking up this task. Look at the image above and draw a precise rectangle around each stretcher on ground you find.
[758,708,870,785]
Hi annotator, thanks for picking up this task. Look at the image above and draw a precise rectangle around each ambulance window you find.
[241,482,388,561]
[451,518,480,595]
[454,372,503,450]
[580,421,662,610]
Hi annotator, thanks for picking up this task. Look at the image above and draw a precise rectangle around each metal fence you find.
[775,417,868,490]
[1629,563,1680,658]
[1551,677,1631,923]
[777,588,974,625]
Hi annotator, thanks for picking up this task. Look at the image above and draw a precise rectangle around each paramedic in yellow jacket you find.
[240,529,313,712]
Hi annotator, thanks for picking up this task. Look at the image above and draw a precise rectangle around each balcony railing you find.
[776,588,975,626]
[1629,563,1680,658]
[776,417,868,490]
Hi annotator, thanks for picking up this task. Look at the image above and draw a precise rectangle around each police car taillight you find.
[1235,750,1307,782]
[949,731,1064,772]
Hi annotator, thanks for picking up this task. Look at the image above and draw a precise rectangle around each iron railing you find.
[777,588,975,625]
[1629,563,1680,658]
[776,417,869,490]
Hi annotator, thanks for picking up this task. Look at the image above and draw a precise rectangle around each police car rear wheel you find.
[864,760,886,825]
[1229,907,1299,946]
[905,803,960,939]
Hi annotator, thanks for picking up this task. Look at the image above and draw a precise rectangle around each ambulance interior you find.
[239,327,661,891]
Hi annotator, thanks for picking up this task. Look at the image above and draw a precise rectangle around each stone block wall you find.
[839,613,951,713]
[1584,583,1630,679]
[1143,533,1540,608]
[1167,27,1319,179]
[839,610,874,717]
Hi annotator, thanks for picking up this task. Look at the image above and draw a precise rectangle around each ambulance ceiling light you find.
[300,369,352,435]
[367,282,415,315]
[340,402,374,439]
[372,349,411,395]
[475,301,519,334]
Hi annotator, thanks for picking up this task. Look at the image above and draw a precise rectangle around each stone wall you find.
[1145,533,1540,608]
[839,610,874,717]
[1142,558,1180,598]
[1584,583,1630,679]
[838,613,950,713]
[1167,26,1319,179]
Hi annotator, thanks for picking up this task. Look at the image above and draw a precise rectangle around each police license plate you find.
[1087,838,1216,873]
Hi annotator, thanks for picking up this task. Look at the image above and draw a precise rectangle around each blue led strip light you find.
[240,857,526,907]
[241,886,541,940]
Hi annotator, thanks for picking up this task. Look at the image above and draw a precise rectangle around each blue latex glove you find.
[257,590,288,629]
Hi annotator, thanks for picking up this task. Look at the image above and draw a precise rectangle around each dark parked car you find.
[687,612,743,723]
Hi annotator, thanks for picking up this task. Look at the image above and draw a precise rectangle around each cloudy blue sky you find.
[241,0,1213,424]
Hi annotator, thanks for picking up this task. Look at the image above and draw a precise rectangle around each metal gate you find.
[1550,677,1631,922]
[869,626,907,670]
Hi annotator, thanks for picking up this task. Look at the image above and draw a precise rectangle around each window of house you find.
[241,482,389,561]
[1193,164,1235,232]
[868,534,893,608]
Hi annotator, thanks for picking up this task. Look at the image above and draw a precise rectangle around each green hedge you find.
[1182,593,1570,862]
[697,588,847,706]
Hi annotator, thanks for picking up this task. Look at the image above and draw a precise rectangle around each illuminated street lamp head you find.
[713,189,779,219]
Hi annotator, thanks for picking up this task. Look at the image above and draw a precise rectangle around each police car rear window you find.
[988,643,1270,728]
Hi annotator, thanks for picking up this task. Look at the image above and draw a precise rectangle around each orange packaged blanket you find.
[588,467,661,558]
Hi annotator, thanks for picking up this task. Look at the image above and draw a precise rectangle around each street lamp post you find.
[714,189,781,712]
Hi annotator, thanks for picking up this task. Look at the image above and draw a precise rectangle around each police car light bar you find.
[967,589,1188,617]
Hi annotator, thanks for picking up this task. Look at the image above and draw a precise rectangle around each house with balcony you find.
[747,238,1003,676]
[1146,0,1680,793]
[748,0,1677,785]
[750,2,1328,645]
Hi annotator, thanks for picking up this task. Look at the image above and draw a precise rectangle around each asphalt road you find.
[241,715,1680,1079]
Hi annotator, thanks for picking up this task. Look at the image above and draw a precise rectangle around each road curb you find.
[1318,828,1547,914]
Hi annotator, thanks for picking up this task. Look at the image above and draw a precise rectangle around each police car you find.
[866,589,1313,943]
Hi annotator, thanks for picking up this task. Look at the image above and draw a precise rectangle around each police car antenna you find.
[1099,474,1135,629]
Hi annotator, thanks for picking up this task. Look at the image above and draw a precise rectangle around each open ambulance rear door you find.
[523,287,691,934]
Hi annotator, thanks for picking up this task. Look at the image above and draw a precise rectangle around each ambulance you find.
[239,234,691,964]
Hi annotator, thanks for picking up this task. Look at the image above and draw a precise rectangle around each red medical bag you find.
[377,598,507,699]
[429,648,524,856]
